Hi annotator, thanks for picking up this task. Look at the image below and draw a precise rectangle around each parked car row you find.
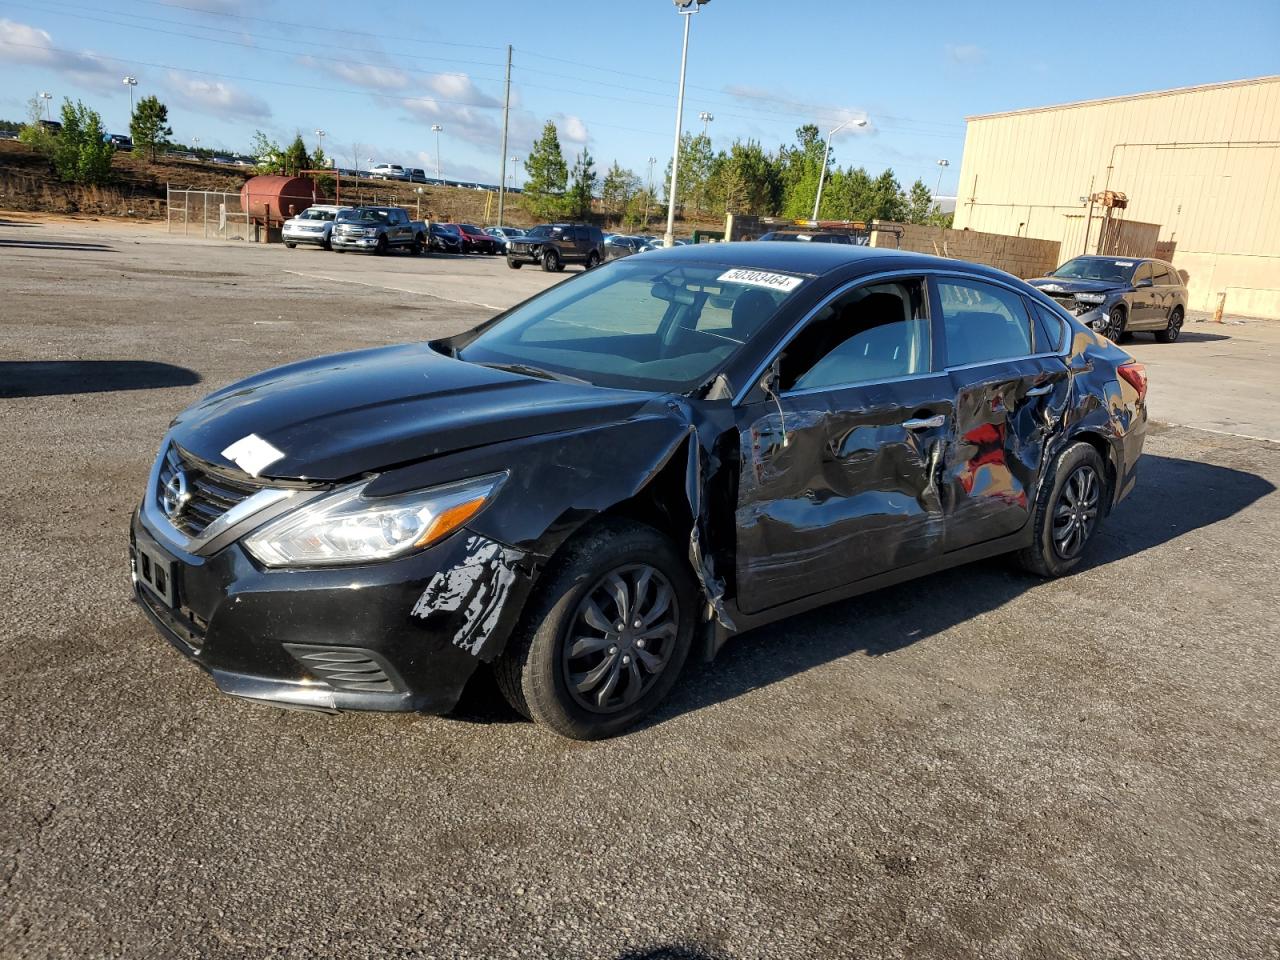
[280,205,530,258]
[360,163,522,192]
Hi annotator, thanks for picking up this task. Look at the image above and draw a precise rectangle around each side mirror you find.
[1136,277,1153,289]
[757,357,782,397]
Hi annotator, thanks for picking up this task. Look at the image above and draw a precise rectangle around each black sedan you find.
[1029,256,1188,343]
[427,222,462,254]
[130,245,1147,739]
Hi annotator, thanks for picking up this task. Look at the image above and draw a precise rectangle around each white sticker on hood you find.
[221,434,285,477]
[1114,261,1134,267]
[717,268,803,292]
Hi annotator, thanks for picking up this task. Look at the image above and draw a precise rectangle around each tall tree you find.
[710,139,781,216]
[52,99,114,185]
[282,132,310,176]
[600,161,640,226]
[904,178,934,224]
[129,95,172,162]
[17,95,58,155]
[250,130,283,173]
[566,148,597,219]
[522,121,569,221]
[664,132,714,215]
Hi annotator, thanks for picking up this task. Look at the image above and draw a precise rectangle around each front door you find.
[1130,261,1157,328]
[735,277,950,615]
[930,276,1070,551]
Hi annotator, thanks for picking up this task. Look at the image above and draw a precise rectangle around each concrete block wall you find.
[870,221,1061,279]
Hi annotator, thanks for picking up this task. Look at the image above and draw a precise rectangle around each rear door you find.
[930,275,1070,551]
[1149,262,1173,325]
[735,276,950,613]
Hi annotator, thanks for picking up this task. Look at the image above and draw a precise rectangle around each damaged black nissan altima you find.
[131,243,1148,739]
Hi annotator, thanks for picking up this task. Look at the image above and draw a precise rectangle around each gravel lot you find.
[2,216,1278,960]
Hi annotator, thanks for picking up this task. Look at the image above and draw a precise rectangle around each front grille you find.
[1049,294,1092,316]
[283,644,404,693]
[157,444,263,538]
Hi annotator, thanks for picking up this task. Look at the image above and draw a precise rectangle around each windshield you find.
[1051,257,1137,282]
[299,208,336,221]
[524,226,553,239]
[457,260,807,391]
[342,209,391,223]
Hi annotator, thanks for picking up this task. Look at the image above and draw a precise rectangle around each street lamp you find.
[934,158,950,210]
[431,124,443,179]
[509,156,519,189]
[699,111,714,137]
[315,128,326,156]
[811,116,868,222]
[39,91,52,121]
[122,76,138,117]
[664,0,710,248]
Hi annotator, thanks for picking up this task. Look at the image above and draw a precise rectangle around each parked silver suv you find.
[282,204,350,251]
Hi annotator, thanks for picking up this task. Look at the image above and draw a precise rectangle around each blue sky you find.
[1,0,1277,193]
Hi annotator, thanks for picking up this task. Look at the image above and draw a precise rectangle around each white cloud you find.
[945,43,986,65]
[555,114,589,145]
[723,84,873,138]
[297,55,409,92]
[0,18,118,87]
[166,71,271,119]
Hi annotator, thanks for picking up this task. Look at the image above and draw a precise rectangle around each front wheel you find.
[411,233,425,256]
[1101,305,1126,342]
[541,249,562,272]
[284,241,296,249]
[1015,441,1107,578]
[507,257,522,270]
[1155,306,1184,343]
[495,520,695,740]
[374,235,388,256]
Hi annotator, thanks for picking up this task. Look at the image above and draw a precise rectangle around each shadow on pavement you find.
[0,238,114,251]
[614,946,734,960]
[0,218,36,227]
[0,360,201,397]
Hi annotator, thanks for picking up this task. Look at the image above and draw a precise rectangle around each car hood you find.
[1028,277,1127,295]
[169,343,654,481]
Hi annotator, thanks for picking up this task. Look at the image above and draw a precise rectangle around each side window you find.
[1134,262,1153,285]
[936,278,1033,367]
[779,280,931,392]
[1033,303,1066,353]
[1151,264,1171,285]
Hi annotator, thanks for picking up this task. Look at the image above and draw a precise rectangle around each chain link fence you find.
[165,187,254,241]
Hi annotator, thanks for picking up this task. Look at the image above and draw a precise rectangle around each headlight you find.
[243,473,506,567]
[364,228,379,237]
[1075,293,1106,305]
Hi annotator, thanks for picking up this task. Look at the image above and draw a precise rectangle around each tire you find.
[374,235,388,256]
[507,257,522,270]
[585,251,600,270]
[321,238,332,251]
[284,241,296,249]
[494,520,696,740]
[1015,441,1108,578]
[411,233,425,256]
[1101,305,1126,342]
[541,248,561,272]
[1155,306,1184,343]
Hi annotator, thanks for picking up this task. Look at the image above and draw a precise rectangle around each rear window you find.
[1033,303,1067,353]
[937,279,1033,366]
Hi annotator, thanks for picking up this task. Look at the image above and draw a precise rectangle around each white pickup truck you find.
[330,206,427,255]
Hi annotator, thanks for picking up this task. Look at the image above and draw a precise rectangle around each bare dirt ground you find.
[1,218,1277,960]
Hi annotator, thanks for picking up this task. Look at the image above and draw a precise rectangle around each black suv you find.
[507,224,605,272]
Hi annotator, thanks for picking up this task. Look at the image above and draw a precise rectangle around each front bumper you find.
[282,228,329,246]
[506,244,542,264]
[331,234,381,251]
[130,508,535,714]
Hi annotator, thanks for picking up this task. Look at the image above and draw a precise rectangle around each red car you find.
[454,223,499,255]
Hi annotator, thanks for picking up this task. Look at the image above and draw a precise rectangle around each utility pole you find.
[39,91,52,121]
[497,43,512,226]
[645,156,656,230]
[665,0,709,248]
[431,124,443,179]
[123,76,138,118]
[699,111,714,137]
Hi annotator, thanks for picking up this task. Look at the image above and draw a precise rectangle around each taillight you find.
[1117,361,1147,402]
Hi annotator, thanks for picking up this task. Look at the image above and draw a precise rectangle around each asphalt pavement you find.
[1,216,1277,960]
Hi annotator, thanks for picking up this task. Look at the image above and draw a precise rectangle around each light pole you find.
[315,128,326,158]
[39,91,52,121]
[934,158,950,210]
[431,124,443,179]
[664,0,709,248]
[699,111,714,137]
[812,116,868,222]
[509,156,519,189]
[122,76,137,118]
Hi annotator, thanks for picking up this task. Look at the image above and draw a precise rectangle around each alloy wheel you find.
[563,564,678,714]
[1052,464,1101,560]
[1167,309,1183,341]
[1103,307,1125,342]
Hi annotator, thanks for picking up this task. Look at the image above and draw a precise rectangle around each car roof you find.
[636,241,1025,281]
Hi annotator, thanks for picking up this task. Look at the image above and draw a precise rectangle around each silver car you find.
[282,205,351,251]
[1029,256,1189,343]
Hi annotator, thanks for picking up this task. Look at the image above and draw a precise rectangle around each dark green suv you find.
[506,223,605,272]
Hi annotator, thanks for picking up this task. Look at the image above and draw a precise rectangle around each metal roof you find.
[965,75,1280,122]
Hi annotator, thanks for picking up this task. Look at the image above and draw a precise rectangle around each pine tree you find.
[523,121,569,221]
[129,95,172,162]
[904,179,934,224]
[566,148,597,219]
[282,133,310,176]
[600,161,639,226]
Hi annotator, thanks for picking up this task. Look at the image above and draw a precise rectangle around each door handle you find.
[903,414,945,431]
[1026,384,1053,397]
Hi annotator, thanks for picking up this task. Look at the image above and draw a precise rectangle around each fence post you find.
[203,192,208,239]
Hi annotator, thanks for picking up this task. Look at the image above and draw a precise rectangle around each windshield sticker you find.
[717,268,803,292]
[222,433,285,477]
[1114,261,1134,266]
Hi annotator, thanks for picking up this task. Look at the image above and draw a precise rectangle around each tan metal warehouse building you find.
[952,76,1280,318]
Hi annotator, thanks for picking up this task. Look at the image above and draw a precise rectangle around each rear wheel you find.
[1015,441,1107,578]
[1155,306,1184,343]
[284,241,296,249]
[494,520,695,740]
[541,248,562,272]
[585,251,600,270]
[1101,305,1126,342]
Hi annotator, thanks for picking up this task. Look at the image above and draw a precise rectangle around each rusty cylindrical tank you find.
[240,175,326,225]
